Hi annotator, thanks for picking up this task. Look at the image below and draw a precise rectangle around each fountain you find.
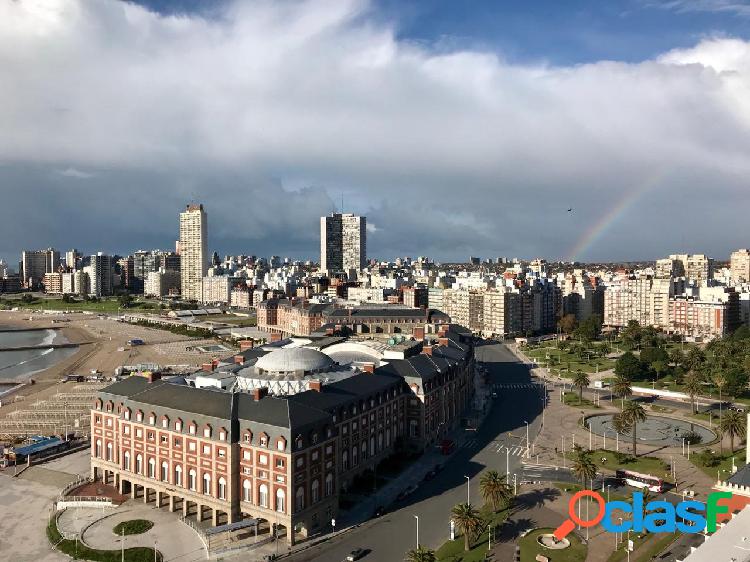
[537,533,570,550]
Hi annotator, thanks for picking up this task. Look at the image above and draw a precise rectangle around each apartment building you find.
[89,253,114,297]
[730,249,750,284]
[21,248,59,289]
[257,299,331,336]
[481,289,521,338]
[320,213,366,274]
[667,287,740,340]
[603,276,678,328]
[560,272,604,323]
[402,287,428,309]
[656,254,713,283]
[144,269,181,298]
[43,272,63,294]
[180,204,208,301]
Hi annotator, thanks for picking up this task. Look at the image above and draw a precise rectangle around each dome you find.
[255,347,335,374]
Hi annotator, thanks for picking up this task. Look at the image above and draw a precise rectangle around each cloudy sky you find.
[1,0,750,265]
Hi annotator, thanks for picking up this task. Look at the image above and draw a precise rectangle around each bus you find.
[615,469,664,493]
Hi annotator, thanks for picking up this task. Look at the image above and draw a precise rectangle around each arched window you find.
[161,461,169,482]
[243,480,251,502]
[174,464,182,487]
[377,432,383,451]
[295,487,305,511]
[189,469,197,491]
[325,473,333,497]
[123,451,131,471]
[95,439,102,458]
[218,477,227,500]
[342,450,349,471]
[370,436,376,455]
[311,479,320,504]
[276,488,285,513]
[106,442,113,461]
[203,473,211,496]
[148,458,155,479]
[259,484,269,508]
[136,454,143,475]
[352,445,358,467]
[386,428,391,448]
[361,440,367,460]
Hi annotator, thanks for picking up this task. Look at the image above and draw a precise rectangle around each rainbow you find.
[565,172,664,262]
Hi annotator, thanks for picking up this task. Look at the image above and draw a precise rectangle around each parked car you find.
[346,548,366,561]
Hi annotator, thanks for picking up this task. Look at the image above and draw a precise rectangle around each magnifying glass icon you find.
[553,490,606,540]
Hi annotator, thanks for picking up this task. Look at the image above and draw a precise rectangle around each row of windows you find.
[99,445,229,500]
[94,409,230,442]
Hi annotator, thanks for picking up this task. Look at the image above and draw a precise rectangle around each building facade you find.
[180,204,208,301]
[21,248,59,289]
[320,213,366,274]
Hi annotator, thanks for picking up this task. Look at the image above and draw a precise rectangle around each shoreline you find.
[0,311,99,413]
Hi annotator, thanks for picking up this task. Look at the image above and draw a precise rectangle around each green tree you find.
[479,470,512,512]
[559,314,578,335]
[612,373,633,409]
[652,360,667,380]
[572,370,590,404]
[669,348,685,368]
[570,445,597,486]
[619,400,647,457]
[621,320,642,350]
[450,503,483,552]
[118,294,133,309]
[685,347,706,372]
[404,546,437,562]
[683,371,703,415]
[720,410,746,454]
[615,352,642,381]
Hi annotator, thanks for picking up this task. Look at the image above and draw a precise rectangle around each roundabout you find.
[585,413,716,446]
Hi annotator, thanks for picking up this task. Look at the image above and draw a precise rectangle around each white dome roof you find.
[255,347,335,374]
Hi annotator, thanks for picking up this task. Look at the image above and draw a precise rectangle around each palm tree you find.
[684,371,703,415]
[720,410,746,455]
[404,546,437,562]
[570,445,597,486]
[480,470,512,512]
[572,370,590,404]
[620,400,647,457]
[450,503,483,552]
[712,372,727,415]
[612,374,632,410]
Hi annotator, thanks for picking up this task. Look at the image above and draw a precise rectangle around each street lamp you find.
[414,515,419,549]
[506,446,510,479]
[464,475,470,504]
[525,421,530,458]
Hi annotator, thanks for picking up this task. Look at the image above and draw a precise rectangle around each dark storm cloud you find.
[1,0,749,264]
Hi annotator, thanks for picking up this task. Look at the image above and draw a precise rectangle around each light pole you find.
[506,446,510,478]
[488,524,492,550]
[682,437,685,456]
[616,430,619,453]
[414,515,419,549]
[607,484,611,502]
[525,421,530,458]
[464,475,470,504]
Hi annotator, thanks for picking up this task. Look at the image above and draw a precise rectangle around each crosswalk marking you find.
[494,444,527,457]
[493,383,544,390]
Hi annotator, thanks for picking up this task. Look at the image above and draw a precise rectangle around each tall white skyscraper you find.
[179,204,208,300]
[320,213,366,273]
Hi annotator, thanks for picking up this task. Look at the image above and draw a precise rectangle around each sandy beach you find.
[0,310,231,424]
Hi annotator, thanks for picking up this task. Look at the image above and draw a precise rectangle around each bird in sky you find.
[567,207,573,212]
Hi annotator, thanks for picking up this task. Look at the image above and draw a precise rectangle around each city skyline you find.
[2,0,750,264]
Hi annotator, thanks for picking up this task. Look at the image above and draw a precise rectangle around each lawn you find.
[524,345,615,376]
[518,527,587,562]
[607,531,680,562]
[562,392,600,409]
[113,519,154,535]
[571,449,671,482]
[690,449,746,481]
[436,504,510,562]
[47,518,162,562]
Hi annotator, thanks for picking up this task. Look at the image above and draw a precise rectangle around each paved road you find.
[288,343,546,562]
